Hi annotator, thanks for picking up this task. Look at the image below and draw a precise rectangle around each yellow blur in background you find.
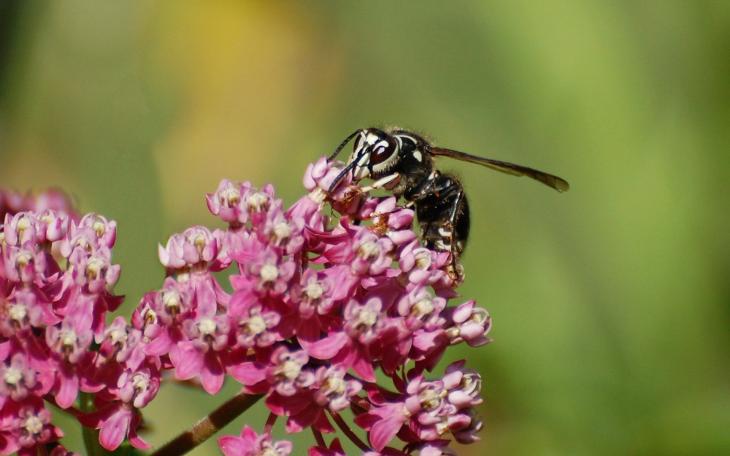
[0,1,728,454]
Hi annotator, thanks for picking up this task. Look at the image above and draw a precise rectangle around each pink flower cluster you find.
[0,189,153,455]
[0,157,492,455]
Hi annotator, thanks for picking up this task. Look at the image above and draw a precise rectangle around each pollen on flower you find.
[15,250,32,268]
[273,222,291,241]
[414,249,432,269]
[222,186,241,205]
[110,329,129,348]
[132,373,150,392]
[244,315,266,335]
[3,367,22,385]
[323,376,345,395]
[198,318,217,336]
[86,256,104,279]
[163,290,181,311]
[357,240,380,259]
[60,329,78,347]
[260,263,279,283]
[247,192,268,211]
[304,280,324,300]
[93,220,106,237]
[9,303,27,322]
[279,359,302,380]
[413,297,435,317]
[193,234,206,251]
[419,386,444,411]
[16,216,31,233]
[358,308,377,328]
[23,415,44,435]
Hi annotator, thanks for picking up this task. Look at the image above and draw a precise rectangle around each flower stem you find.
[264,412,277,434]
[330,411,371,452]
[312,428,326,448]
[78,392,105,456]
[151,392,263,456]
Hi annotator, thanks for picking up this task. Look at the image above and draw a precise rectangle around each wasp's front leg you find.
[360,173,401,193]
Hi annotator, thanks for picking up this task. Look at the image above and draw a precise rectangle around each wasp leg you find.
[445,189,468,281]
[360,173,400,193]
[404,170,439,201]
[414,173,469,282]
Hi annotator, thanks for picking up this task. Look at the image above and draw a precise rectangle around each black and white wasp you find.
[327,127,569,279]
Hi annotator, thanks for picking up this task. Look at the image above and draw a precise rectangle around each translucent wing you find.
[430,147,570,192]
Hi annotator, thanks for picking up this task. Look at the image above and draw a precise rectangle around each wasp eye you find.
[370,139,397,165]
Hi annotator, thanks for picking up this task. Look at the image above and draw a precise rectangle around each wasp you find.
[327,127,569,279]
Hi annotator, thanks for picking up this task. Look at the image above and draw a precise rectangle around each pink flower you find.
[170,301,230,394]
[266,346,314,396]
[37,209,71,243]
[2,244,47,284]
[45,304,94,408]
[158,226,221,271]
[0,156,493,454]
[350,229,394,276]
[0,351,52,406]
[308,438,346,456]
[397,287,446,331]
[97,317,145,370]
[398,241,450,287]
[261,204,305,255]
[75,214,117,248]
[0,398,63,455]
[0,288,56,337]
[356,362,485,450]
[79,402,148,451]
[312,365,361,412]
[3,213,41,246]
[116,362,161,408]
[229,300,281,349]
[206,179,249,225]
[444,300,492,347]
[218,425,292,456]
[231,242,296,297]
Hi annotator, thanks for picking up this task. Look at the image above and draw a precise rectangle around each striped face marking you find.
[348,129,400,180]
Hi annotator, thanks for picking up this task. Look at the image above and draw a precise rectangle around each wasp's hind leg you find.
[447,189,470,281]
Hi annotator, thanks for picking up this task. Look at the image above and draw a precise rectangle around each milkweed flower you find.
[206,158,490,453]
[0,191,158,453]
[218,425,292,456]
[0,155,491,454]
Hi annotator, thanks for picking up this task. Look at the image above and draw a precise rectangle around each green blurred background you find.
[1,1,728,454]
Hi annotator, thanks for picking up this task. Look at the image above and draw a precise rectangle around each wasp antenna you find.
[328,160,358,194]
[328,130,361,161]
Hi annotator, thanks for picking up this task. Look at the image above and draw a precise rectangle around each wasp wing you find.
[430,147,570,192]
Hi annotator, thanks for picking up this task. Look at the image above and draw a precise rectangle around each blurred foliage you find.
[1,0,728,454]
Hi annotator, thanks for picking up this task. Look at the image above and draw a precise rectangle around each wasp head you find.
[328,128,400,193]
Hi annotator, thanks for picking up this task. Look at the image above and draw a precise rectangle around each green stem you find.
[79,392,105,456]
[330,411,371,452]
